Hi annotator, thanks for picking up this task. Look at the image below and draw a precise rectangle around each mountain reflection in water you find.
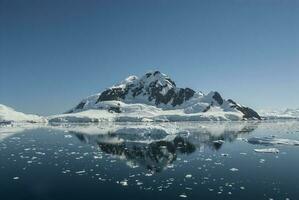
[63,122,259,173]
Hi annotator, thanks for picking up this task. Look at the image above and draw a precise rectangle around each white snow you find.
[0,104,46,124]
[259,108,299,119]
[254,148,279,153]
[48,100,245,123]
[63,71,256,122]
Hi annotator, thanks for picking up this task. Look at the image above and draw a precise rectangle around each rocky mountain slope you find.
[49,71,260,122]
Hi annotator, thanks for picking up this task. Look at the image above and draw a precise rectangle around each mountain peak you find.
[67,70,261,120]
[95,70,193,107]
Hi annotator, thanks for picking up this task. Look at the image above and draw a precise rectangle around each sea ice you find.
[185,174,192,178]
[254,148,279,153]
[247,137,299,146]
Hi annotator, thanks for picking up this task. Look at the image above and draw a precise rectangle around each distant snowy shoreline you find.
[1,71,298,124]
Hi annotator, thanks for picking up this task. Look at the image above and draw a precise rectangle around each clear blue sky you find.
[0,0,298,115]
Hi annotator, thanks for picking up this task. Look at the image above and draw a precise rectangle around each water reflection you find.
[63,122,259,172]
[2,121,299,200]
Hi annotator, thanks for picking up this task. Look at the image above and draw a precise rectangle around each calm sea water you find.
[0,121,299,200]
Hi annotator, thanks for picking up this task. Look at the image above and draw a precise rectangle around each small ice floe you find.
[259,159,266,163]
[75,170,86,174]
[136,181,143,186]
[185,174,192,178]
[229,168,239,172]
[254,148,279,154]
[62,170,71,174]
[13,177,19,180]
[179,194,187,198]
[119,180,128,186]
[247,137,299,146]
[213,140,225,144]
[64,134,72,138]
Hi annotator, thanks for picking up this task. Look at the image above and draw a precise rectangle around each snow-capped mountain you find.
[0,104,46,124]
[49,71,260,122]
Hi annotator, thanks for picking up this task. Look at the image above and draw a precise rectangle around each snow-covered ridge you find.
[0,71,262,123]
[259,108,299,120]
[61,70,261,122]
[0,104,46,124]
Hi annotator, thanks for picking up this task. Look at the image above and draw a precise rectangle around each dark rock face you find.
[171,88,195,106]
[203,105,211,112]
[96,88,128,103]
[95,72,195,107]
[68,71,261,121]
[212,92,224,105]
[75,102,85,110]
[228,99,261,120]
[108,106,121,113]
[238,107,261,120]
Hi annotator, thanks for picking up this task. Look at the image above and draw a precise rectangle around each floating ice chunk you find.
[247,137,299,146]
[13,177,19,180]
[64,134,72,138]
[75,170,86,174]
[185,174,192,178]
[259,159,266,163]
[213,140,225,144]
[254,148,279,153]
[119,180,128,186]
[179,194,187,198]
[136,181,143,186]
[229,168,239,172]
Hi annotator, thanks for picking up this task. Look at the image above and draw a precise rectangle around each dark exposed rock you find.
[146,72,152,78]
[228,99,261,120]
[96,88,128,103]
[171,88,195,106]
[238,107,261,120]
[75,101,85,110]
[153,70,160,76]
[0,121,12,125]
[212,92,224,105]
[66,101,85,113]
[203,105,211,112]
[95,73,195,107]
[108,106,121,113]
